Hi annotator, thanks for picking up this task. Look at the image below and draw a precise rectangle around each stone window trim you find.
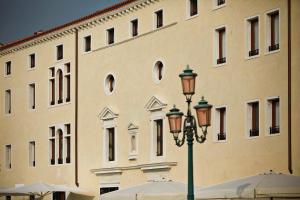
[265,8,280,55]
[245,15,260,60]
[128,123,139,160]
[48,123,71,166]
[245,99,260,139]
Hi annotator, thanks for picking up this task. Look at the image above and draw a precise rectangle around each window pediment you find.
[99,107,119,121]
[145,96,167,112]
[128,123,139,130]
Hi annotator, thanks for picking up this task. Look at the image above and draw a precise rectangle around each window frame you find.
[130,19,139,37]
[28,82,36,111]
[265,8,280,55]
[104,73,116,96]
[29,53,36,69]
[102,120,118,166]
[4,144,12,170]
[214,106,227,142]
[266,97,280,136]
[213,0,226,10]
[150,110,166,161]
[152,60,165,84]
[4,61,11,77]
[107,28,115,45]
[245,99,260,139]
[245,15,260,59]
[28,141,36,167]
[48,123,72,166]
[56,44,64,61]
[187,0,199,19]
[213,25,227,67]
[4,89,11,115]
[154,9,164,29]
[83,35,92,52]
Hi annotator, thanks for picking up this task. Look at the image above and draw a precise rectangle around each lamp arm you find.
[193,116,207,143]
[174,118,187,147]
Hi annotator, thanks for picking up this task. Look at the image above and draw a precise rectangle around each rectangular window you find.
[100,187,119,195]
[107,28,114,45]
[64,124,71,163]
[84,36,91,52]
[49,126,55,165]
[216,0,225,6]
[189,0,198,16]
[268,98,280,134]
[247,102,259,137]
[155,119,163,156]
[5,89,11,114]
[5,144,12,169]
[29,83,36,110]
[29,141,36,167]
[5,61,11,76]
[131,19,138,37]
[6,196,11,200]
[268,10,279,52]
[53,192,65,200]
[29,53,35,68]
[56,45,63,60]
[247,17,259,57]
[216,27,226,64]
[108,128,115,161]
[155,10,163,28]
[216,107,226,141]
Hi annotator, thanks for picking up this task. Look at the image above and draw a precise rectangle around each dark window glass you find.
[107,28,114,44]
[53,192,65,200]
[156,119,163,156]
[100,187,119,195]
[57,45,63,60]
[156,10,163,28]
[250,102,259,137]
[6,61,11,75]
[190,0,198,16]
[84,36,91,52]
[108,128,115,161]
[30,54,35,68]
[131,19,138,37]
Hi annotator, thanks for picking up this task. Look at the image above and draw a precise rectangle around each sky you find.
[0,0,122,44]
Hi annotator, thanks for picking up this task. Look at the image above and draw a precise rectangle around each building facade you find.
[0,0,300,199]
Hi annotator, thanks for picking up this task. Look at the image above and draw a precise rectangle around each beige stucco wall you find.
[0,0,299,200]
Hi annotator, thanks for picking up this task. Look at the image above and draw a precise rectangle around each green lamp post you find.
[166,65,212,200]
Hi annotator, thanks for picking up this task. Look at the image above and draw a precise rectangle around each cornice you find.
[0,0,159,57]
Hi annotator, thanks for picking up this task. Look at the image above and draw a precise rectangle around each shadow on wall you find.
[67,193,95,200]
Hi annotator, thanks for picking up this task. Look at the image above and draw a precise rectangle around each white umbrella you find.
[10,183,81,198]
[196,171,300,199]
[101,181,187,200]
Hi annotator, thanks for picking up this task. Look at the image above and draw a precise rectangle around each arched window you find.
[57,69,63,104]
[57,129,63,164]
[104,74,116,95]
[153,61,164,83]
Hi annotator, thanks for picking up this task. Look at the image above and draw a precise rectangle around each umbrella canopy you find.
[101,181,187,200]
[7,183,80,198]
[196,171,300,199]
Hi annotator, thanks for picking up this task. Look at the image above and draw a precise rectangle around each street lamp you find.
[166,65,212,200]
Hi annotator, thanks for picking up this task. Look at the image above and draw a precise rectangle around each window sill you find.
[186,14,199,21]
[213,4,226,11]
[265,49,280,56]
[128,154,138,160]
[266,132,280,137]
[246,54,260,60]
[48,101,71,109]
[4,74,11,78]
[4,113,12,117]
[213,139,227,143]
[54,58,65,64]
[213,62,227,68]
[27,67,36,71]
[246,135,260,140]
[83,50,92,55]
[49,163,72,167]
